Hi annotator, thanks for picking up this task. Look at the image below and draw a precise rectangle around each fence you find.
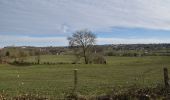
[0,67,170,99]
[69,67,170,99]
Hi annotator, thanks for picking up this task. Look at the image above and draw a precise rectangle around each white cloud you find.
[1,0,170,47]
[0,35,169,47]
[97,37,170,45]
[1,0,170,35]
[0,35,67,47]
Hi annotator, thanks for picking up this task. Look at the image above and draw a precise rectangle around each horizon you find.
[2,43,170,49]
[1,0,170,47]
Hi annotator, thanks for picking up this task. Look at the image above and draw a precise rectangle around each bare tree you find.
[68,29,96,64]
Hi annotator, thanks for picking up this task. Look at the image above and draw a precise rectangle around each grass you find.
[0,56,170,98]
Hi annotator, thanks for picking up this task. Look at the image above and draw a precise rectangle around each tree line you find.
[1,29,170,64]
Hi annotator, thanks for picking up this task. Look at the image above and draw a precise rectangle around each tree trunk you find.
[83,48,88,64]
[84,56,88,64]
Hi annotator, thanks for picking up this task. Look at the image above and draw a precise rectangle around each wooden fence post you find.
[74,69,78,91]
[163,67,169,89]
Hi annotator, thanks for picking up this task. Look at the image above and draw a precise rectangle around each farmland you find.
[0,55,170,98]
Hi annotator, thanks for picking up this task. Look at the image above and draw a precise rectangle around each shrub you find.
[105,51,115,56]
[96,84,168,100]
[13,94,48,100]
[9,61,32,66]
[89,54,106,64]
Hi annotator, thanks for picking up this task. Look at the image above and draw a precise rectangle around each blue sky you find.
[0,0,170,47]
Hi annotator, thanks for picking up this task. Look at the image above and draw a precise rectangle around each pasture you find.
[0,55,170,98]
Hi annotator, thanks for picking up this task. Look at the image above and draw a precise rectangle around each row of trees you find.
[1,29,169,64]
[0,47,41,64]
[0,29,103,64]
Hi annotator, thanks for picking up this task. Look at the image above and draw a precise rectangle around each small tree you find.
[35,49,41,64]
[5,51,10,57]
[68,29,96,64]
[18,50,28,62]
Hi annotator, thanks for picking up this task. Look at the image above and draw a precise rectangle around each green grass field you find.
[0,56,170,98]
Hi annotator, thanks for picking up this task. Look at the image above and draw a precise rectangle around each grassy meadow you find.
[0,55,170,98]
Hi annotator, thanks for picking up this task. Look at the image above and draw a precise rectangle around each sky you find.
[0,0,170,47]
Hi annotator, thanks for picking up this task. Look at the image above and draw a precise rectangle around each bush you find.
[96,84,169,100]
[9,61,32,66]
[105,51,115,56]
[89,54,106,64]
[13,94,48,100]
